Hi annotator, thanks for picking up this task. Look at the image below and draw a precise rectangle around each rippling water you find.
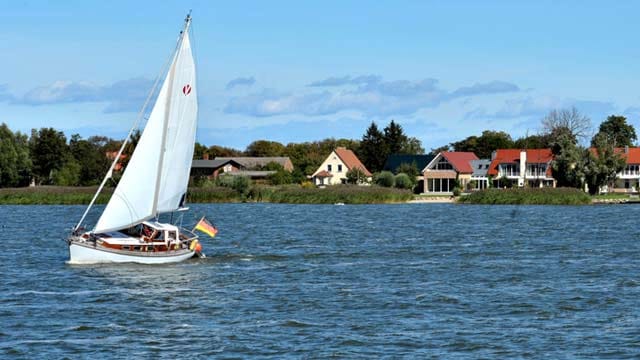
[1,203,640,358]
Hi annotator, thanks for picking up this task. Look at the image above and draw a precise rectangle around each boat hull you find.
[68,242,196,264]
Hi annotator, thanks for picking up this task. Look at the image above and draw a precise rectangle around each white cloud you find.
[8,78,154,113]
[225,76,520,118]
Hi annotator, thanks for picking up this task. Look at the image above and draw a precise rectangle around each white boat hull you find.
[68,242,196,265]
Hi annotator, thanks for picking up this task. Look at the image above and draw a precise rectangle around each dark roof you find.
[470,159,492,177]
[383,154,435,173]
[191,159,243,169]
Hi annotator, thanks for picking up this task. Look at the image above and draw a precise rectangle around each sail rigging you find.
[92,16,196,234]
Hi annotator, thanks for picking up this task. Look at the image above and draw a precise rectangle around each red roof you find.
[441,151,479,173]
[589,147,640,164]
[487,149,553,176]
[335,147,372,176]
[314,170,333,177]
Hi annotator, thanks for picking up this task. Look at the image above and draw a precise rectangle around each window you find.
[338,164,343,172]
[436,158,453,170]
[327,164,332,172]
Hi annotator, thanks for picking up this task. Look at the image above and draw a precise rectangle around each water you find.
[1,203,640,358]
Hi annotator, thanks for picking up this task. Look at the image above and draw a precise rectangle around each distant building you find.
[105,151,127,171]
[383,154,435,174]
[191,154,293,180]
[487,149,555,188]
[311,147,372,185]
[422,151,479,194]
[470,159,491,190]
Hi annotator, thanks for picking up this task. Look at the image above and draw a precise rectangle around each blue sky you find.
[2,1,640,151]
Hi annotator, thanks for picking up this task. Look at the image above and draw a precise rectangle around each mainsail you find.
[94,23,197,234]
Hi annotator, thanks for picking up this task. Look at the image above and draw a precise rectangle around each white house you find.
[311,147,372,185]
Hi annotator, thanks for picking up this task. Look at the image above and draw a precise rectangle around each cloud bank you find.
[225,75,521,118]
[6,78,155,113]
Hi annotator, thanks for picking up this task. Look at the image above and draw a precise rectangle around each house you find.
[487,149,555,188]
[191,155,293,180]
[311,147,372,185]
[470,159,491,190]
[422,152,479,194]
[105,151,128,171]
[605,146,640,193]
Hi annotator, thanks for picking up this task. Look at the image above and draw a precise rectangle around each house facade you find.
[470,159,491,190]
[609,147,640,192]
[422,152,479,194]
[487,149,555,188]
[311,147,372,185]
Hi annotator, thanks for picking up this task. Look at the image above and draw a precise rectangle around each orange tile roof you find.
[314,170,333,177]
[487,149,553,176]
[335,147,372,176]
[589,147,640,164]
[441,151,479,173]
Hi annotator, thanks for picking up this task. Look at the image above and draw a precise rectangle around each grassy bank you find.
[0,186,113,205]
[0,185,413,205]
[458,187,592,205]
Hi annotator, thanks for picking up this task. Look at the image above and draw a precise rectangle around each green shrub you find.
[394,173,414,190]
[458,187,591,205]
[374,171,395,187]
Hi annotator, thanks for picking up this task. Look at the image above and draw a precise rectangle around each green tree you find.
[29,127,69,185]
[193,142,208,159]
[583,133,626,195]
[207,144,244,158]
[401,137,425,154]
[69,135,110,185]
[345,167,368,184]
[268,169,293,185]
[51,158,81,186]
[358,122,387,173]
[550,131,584,188]
[513,134,552,149]
[395,162,420,178]
[430,145,450,155]
[450,130,514,159]
[0,123,32,187]
[245,140,285,157]
[383,120,408,155]
[591,115,637,148]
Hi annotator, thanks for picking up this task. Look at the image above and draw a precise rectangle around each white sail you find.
[156,33,198,212]
[94,29,195,233]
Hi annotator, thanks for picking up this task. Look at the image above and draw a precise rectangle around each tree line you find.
[0,109,636,193]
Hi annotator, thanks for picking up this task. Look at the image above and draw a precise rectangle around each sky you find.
[2,0,640,151]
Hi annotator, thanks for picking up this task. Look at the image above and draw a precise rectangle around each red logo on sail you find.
[182,84,192,96]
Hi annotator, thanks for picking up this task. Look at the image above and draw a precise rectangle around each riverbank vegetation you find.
[0,184,413,205]
[458,188,592,205]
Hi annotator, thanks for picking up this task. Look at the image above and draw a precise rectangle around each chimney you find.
[203,153,210,160]
[625,146,629,154]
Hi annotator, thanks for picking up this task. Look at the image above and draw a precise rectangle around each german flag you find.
[194,217,218,237]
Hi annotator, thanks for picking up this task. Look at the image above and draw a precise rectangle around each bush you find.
[374,171,395,187]
[394,173,414,190]
[452,187,461,196]
[268,169,293,185]
[346,167,368,184]
[232,175,251,195]
[458,187,591,205]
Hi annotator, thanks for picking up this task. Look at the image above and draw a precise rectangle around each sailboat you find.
[67,14,203,264]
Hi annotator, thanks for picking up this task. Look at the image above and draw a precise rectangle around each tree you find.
[51,159,81,186]
[358,122,387,173]
[0,123,32,187]
[193,142,207,159]
[550,131,583,188]
[267,168,293,185]
[69,135,110,185]
[430,145,450,155]
[29,127,69,185]
[207,145,244,158]
[401,137,425,154]
[542,107,592,144]
[513,134,552,149]
[345,167,368,184]
[583,133,626,195]
[395,162,420,178]
[450,130,514,159]
[245,140,285,157]
[591,115,637,148]
[384,120,408,155]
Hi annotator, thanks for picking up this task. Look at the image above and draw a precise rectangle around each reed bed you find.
[458,187,592,205]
